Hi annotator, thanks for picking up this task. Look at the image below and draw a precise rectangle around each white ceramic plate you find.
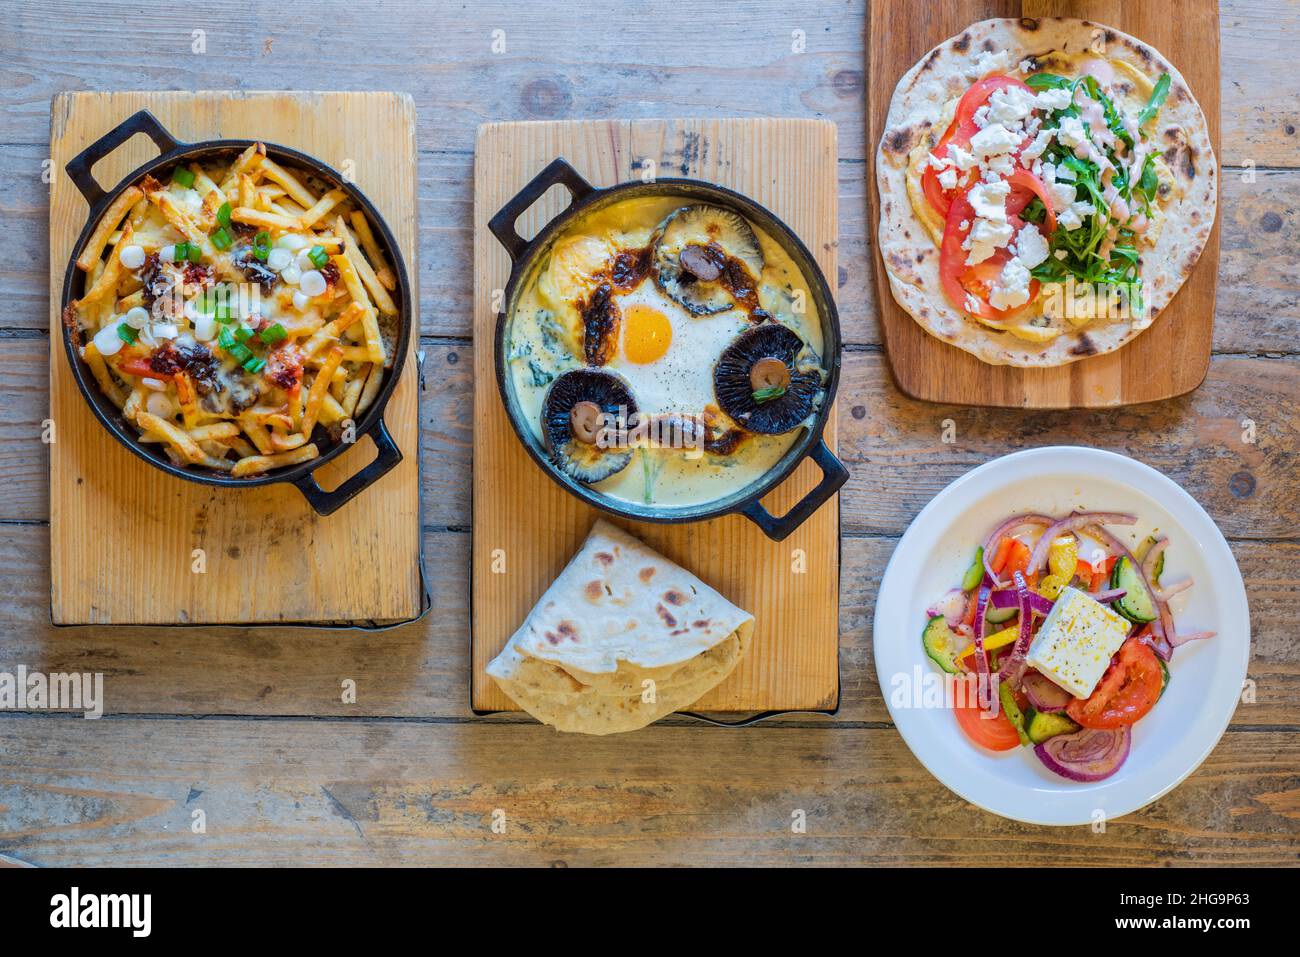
[874,447,1250,826]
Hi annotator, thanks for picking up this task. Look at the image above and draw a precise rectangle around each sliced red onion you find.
[1140,627,1173,662]
[1034,726,1132,782]
[990,588,1054,616]
[971,583,993,699]
[928,588,968,628]
[1027,511,1137,577]
[1087,587,1126,603]
[983,513,1053,587]
[997,571,1035,683]
[1022,671,1073,713]
[1140,536,1168,582]
[1155,578,1192,601]
[1169,629,1216,648]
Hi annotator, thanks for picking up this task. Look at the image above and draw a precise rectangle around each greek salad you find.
[922,511,1216,782]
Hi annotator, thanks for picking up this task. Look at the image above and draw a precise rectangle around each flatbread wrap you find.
[487,519,754,734]
[876,18,1217,366]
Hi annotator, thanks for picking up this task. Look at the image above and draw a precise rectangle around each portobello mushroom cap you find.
[653,204,765,315]
[713,323,820,435]
[542,368,639,483]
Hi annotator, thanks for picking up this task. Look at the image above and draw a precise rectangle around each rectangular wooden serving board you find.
[49,91,423,625]
[472,118,841,713]
[867,0,1222,408]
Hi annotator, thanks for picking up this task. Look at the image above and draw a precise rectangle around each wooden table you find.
[0,0,1295,866]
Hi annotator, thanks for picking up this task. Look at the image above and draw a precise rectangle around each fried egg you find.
[604,282,748,416]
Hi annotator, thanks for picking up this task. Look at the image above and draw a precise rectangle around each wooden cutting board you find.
[48,92,423,625]
[867,0,1222,407]
[472,119,841,714]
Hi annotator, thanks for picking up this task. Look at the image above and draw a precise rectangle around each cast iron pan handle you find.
[488,157,595,262]
[738,438,849,542]
[65,110,184,209]
[291,419,403,516]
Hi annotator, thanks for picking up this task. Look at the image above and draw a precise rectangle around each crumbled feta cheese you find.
[1056,200,1097,231]
[988,256,1032,310]
[938,168,958,189]
[969,122,1020,157]
[947,145,977,171]
[1018,59,1036,74]
[1020,129,1054,164]
[1026,588,1132,698]
[987,85,1038,126]
[973,49,1012,75]
[964,218,1015,265]
[1015,224,1050,269]
[973,104,990,129]
[1056,115,1089,149]
[967,180,1010,220]
[1035,87,1074,112]
[1054,249,1068,260]
[964,292,982,313]
[983,154,1015,177]
[1054,163,1076,182]
[1047,180,1077,212]
[927,152,950,171]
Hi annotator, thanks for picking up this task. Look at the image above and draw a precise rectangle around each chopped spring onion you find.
[259,322,287,345]
[217,327,237,350]
[228,342,254,364]
[171,166,196,188]
[252,231,272,262]
[116,323,138,345]
[752,386,787,404]
[173,241,201,263]
[234,326,254,343]
[210,226,232,251]
[217,201,232,228]
[307,245,330,269]
[243,356,267,374]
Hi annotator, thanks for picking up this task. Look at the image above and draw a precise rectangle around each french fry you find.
[270,429,309,451]
[354,360,384,418]
[135,411,203,463]
[79,222,134,305]
[174,372,201,429]
[219,143,265,198]
[187,422,239,442]
[331,253,385,364]
[336,215,397,315]
[258,157,316,208]
[302,346,343,437]
[299,189,345,230]
[145,188,207,245]
[84,343,127,407]
[76,186,143,271]
[301,301,365,357]
[232,443,319,478]
[349,210,396,291]
[231,206,300,231]
[239,416,274,455]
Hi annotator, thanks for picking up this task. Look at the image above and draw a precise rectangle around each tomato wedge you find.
[921,75,1034,218]
[117,356,165,379]
[1067,637,1163,729]
[953,677,1021,751]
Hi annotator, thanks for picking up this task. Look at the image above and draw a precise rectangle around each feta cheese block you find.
[1025,587,1132,698]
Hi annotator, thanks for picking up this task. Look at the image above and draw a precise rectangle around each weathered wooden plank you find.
[1,521,1294,725]
[0,719,1294,866]
[8,140,1297,353]
[1,1,1296,165]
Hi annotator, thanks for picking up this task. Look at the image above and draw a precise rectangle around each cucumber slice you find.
[961,546,985,591]
[1158,658,1170,699]
[999,681,1031,746]
[1111,555,1157,623]
[922,616,961,674]
[985,604,1017,624]
[1025,708,1080,744]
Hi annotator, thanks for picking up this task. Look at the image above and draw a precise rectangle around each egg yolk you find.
[622,303,672,364]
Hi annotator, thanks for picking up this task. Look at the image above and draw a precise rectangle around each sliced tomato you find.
[1067,637,1163,729]
[1077,555,1118,591]
[922,75,1035,217]
[940,183,1050,320]
[953,677,1021,751]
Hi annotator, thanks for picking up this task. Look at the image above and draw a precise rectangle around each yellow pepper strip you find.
[956,623,1020,663]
